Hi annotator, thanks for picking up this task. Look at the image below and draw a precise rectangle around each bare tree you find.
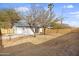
[26,4,55,36]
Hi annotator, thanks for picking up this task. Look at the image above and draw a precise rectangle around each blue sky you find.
[0,3,79,27]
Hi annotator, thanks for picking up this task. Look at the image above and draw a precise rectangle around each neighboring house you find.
[13,19,43,35]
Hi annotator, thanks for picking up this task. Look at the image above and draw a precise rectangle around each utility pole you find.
[61,7,64,25]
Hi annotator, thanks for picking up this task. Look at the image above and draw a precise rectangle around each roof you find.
[14,19,29,27]
[14,19,43,28]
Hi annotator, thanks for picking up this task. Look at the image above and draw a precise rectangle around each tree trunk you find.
[33,27,37,37]
[43,27,46,35]
[28,23,36,37]
[0,28,3,47]
[34,32,36,37]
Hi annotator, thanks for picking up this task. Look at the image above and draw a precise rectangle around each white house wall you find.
[13,27,34,35]
[39,28,43,33]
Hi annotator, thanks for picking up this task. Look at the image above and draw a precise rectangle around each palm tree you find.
[48,3,54,19]
[48,3,54,11]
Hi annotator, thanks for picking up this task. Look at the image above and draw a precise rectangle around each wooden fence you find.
[1,28,14,35]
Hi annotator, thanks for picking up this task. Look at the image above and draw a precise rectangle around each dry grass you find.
[0,28,79,56]
[2,28,74,48]
[45,28,73,34]
[3,34,60,47]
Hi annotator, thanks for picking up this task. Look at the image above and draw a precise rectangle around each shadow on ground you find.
[0,30,79,56]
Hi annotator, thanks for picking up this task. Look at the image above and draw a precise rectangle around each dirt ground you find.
[2,29,72,47]
[0,29,79,56]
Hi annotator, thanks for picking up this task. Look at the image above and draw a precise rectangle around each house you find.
[13,19,43,35]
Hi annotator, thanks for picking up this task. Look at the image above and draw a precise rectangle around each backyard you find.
[0,28,79,56]
[0,3,79,56]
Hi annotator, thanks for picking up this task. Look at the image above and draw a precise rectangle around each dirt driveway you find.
[0,29,79,56]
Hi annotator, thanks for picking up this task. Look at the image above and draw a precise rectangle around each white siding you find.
[13,27,34,35]
[38,28,43,34]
